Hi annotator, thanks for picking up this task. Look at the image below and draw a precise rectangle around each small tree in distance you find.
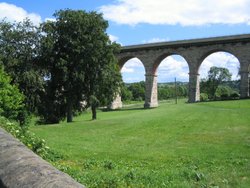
[201,66,232,99]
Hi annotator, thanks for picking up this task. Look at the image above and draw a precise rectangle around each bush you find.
[0,116,62,161]
[0,66,25,124]
[200,93,208,101]
[128,82,145,101]
[121,85,133,101]
[215,86,232,100]
[230,92,240,99]
[221,93,229,100]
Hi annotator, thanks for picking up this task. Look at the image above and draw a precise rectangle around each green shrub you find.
[0,66,25,124]
[230,92,240,99]
[200,93,208,101]
[221,93,229,100]
[0,116,62,161]
[215,86,232,100]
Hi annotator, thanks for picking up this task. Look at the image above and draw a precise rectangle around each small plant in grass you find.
[103,160,116,170]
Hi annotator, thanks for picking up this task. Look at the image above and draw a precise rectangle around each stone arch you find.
[198,49,241,71]
[110,56,146,109]
[118,56,146,72]
[199,50,242,99]
[199,50,240,80]
[143,53,189,107]
[119,57,146,83]
[153,53,189,75]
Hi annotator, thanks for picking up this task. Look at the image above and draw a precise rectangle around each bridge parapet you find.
[0,127,85,188]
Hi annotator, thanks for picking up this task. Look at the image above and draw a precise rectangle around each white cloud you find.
[121,58,145,82]
[123,76,143,83]
[109,34,119,42]
[45,18,56,22]
[200,52,240,80]
[100,0,250,26]
[142,37,169,43]
[157,56,189,82]
[0,2,42,25]
[121,66,134,73]
[122,58,144,68]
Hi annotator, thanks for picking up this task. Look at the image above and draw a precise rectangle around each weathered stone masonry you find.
[0,127,85,188]
[111,34,250,109]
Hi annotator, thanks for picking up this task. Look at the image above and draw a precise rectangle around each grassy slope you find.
[31,99,250,188]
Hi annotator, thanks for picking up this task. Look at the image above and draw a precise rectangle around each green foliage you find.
[0,116,64,162]
[158,83,188,100]
[37,84,67,124]
[0,117,46,158]
[230,92,240,99]
[215,85,232,100]
[158,86,171,100]
[201,78,240,101]
[124,81,145,101]
[0,66,25,124]
[200,93,208,101]
[39,9,122,123]
[0,19,45,114]
[32,99,250,187]
[201,66,232,99]
[121,84,133,101]
[208,66,232,84]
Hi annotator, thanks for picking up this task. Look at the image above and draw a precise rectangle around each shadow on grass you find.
[101,107,146,112]
[197,98,241,104]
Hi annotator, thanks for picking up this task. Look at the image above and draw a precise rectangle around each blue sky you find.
[1,0,250,82]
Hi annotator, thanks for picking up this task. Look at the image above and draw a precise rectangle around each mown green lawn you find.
[31,99,250,188]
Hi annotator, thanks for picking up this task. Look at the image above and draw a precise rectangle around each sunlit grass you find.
[31,99,250,187]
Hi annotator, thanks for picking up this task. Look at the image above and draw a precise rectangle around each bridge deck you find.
[121,34,250,52]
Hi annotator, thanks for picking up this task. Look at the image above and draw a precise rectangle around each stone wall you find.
[0,127,85,188]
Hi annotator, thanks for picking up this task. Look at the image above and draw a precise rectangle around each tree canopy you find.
[0,65,25,124]
[200,66,232,99]
[39,10,122,122]
[0,19,45,114]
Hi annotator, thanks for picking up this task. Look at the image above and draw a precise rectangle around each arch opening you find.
[199,51,241,101]
[120,57,146,106]
[156,54,189,103]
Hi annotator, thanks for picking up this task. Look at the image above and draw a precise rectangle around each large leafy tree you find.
[201,66,232,99]
[0,19,45,114]
[40,10,122,123]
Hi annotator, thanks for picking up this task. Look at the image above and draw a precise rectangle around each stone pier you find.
[188,73,200,102]
[240,71,250,98]
[144,74,158,108]
[109,94,122,109]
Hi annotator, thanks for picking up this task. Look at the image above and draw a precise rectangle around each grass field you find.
[31,99,250,188]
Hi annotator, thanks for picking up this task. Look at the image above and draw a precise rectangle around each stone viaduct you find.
[110,34,250,109]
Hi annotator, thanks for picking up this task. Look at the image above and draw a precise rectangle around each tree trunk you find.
[67,102,73,123]
[91,105,97,120]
